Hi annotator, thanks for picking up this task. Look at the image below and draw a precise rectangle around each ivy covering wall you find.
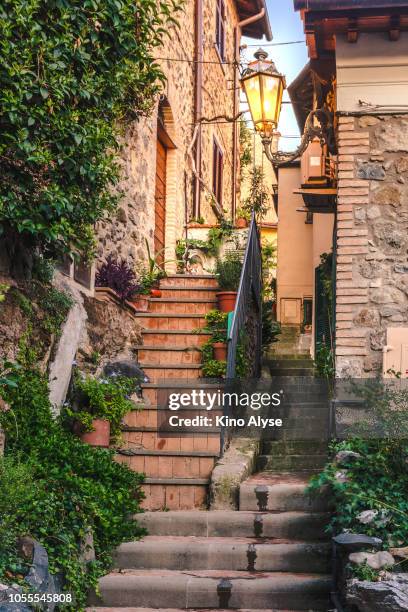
[0,0,178,274]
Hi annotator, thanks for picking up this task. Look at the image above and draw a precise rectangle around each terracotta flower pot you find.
[235,217,248,229]
[129,295,149,311]
[213,341,228,361]
[80,419,110,447]
[150,288,162,298]
[216,291,237,313]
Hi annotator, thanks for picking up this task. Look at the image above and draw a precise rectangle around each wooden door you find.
[154,138,167,262]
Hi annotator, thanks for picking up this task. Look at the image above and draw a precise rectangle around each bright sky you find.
[242,0,308,151]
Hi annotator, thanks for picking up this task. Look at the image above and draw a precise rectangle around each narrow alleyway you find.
[89,326,332,610]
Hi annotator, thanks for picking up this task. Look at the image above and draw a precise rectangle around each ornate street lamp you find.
[241,50,336,167]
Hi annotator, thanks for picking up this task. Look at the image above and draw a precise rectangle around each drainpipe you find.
[232,7,267,221]
[193,0,203,218]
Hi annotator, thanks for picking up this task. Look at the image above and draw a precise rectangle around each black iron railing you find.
[226,211,262,379]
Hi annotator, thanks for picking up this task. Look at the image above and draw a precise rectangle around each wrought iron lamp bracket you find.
[261,107,336,168]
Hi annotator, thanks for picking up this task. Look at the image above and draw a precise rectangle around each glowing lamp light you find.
[241,49,286,139]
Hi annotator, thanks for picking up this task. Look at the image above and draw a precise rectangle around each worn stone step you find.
[264,359,313,368]
[114,536,331,573]
[269,368,315,377]
[116,451,216,480]
[256,455,328,472]
[160,274,218,288]
[137,313,206,331]
[89,569,331,609]
[142,480,209,510]
[85,606,316,612]
[262,441,328,456]
[159,286,218,299]
[239,472,330,512]
[118,428,221,453]
[139,363,202,381]
[136,346,202,365]
[139,510,330,541]
[148,298,216,315]
[141,330,211,348]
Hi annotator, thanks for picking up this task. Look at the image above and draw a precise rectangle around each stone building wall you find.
[97,0,242,271]
[336,114,408,377]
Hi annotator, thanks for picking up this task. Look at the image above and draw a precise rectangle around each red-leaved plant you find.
[95,256,140,302]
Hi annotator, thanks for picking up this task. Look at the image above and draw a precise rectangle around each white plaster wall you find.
[336,32,408,113]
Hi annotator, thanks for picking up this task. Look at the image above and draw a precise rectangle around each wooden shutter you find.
[212,139,223,207]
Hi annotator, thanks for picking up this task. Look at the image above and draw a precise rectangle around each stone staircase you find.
[90,325,333,610]
[116,274,222,511]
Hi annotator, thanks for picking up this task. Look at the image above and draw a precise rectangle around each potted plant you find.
[235,208,250,229]
[95,256,140,304]
[215,252,242,312]
[201,309,228,366]
[138,239,172,297]
[66,375,135,447]
[213,341,228,361]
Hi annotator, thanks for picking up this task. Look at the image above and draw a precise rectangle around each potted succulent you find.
[66,375,135,447]
[215,252,243,312]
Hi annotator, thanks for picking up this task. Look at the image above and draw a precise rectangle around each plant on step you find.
[138,239,170,294]
[64,374,136,441]
[262,301,280,350]
[314,342,335,380]
[0,364,144,610]
[215,251,242,291]
[95,256,140,302]
[202,358,226,378]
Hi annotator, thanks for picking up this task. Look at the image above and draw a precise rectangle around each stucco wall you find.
[97,0,241,272]
[276,165,313,325]
[336,32,408,114]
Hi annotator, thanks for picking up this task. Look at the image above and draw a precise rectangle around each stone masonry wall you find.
[97,0,240,271]
[336,115,408,377]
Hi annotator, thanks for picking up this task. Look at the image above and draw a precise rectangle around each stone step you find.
[137,313,206,331]
[119,426,221,452]
[264,359,314,368]
[141,381,221,405]
[114,537,331,574]
[262,440,328,456]
[136,346,202,365]
[139,363,202,381]
[90,569,331,610]
[161,274,218,288]
[148,298,216,315]
[256,455,328,472]
[239,472,330,512]
[141,330,211,348]
[269,368,315,377]
[139,510,330,541]
[85,606,317,612]
[116,449,217,480]
[264,353,311,361]
[159,286,218,299]
[141,480,209,510]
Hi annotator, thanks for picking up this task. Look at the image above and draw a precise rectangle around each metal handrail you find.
[226,211,262,379]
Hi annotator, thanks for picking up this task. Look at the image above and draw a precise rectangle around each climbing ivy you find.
[0,0,180,272]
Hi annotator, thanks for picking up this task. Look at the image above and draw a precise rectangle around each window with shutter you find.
[215,0,226,61]
[212,138,223,206]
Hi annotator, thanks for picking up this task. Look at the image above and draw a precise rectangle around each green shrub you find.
[65,374,136,440]
[0,0,180,268]
[215,252,242,291]
[0,366,144,609]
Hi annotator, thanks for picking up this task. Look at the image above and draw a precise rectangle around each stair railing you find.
[226,211,262,379]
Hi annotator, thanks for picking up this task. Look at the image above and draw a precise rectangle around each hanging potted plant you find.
[65,375,135,447]
[215,252,243,313]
